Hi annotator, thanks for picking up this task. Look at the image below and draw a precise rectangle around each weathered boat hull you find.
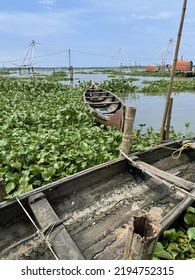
[1,139,195,260]
[83,84,125,131]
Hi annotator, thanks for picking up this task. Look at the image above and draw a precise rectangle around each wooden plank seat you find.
[85,95,111,99]
[88,101,119,105]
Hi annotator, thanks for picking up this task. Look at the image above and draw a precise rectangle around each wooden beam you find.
[120,151,195,191]
[88,101,119,105]
[85,96,112,99]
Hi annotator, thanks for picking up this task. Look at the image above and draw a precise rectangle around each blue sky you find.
[0,0,194,67]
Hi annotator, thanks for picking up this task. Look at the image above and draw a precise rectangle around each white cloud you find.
[36,0,56,5]
[36,0,56,10]
[136,11,174,20]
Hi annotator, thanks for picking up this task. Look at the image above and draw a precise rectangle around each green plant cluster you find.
[0,70,10,75]
[0,78,122,197]
[153,206,195,260]
[78,78,138,95]
[99,78,138,94]
[45,70,69,81]
[141,78,195,93]
[130,70,171,77]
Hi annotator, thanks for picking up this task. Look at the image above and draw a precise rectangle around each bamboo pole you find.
[120,107,136,156]
[165,97,173,140]
[160,0,187,140]
[0,179,6,202]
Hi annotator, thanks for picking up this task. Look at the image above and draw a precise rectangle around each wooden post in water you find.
[31,66,35,79]
[68,49,74,81]
[120,107,136,156]
[165,97,173,140]
[160,0,187,140]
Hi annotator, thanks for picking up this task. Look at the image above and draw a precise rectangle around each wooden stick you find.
[165,97,173,140]
[119,150,195,199]
[134,159,194,191]
[120,107,136,156]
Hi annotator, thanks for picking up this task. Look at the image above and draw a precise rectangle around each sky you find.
[0,0,194,68]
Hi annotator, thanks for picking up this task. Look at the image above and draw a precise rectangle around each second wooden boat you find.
[83,83,125,131]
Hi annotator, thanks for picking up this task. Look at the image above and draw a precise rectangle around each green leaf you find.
[29,164,41,175]
[153,242,173,260]
[6,182,16,194]
[167,243,181,258]
[10,162,22,171]
[33,180,42,187]
[187,227,195,241]
[80,141,89,151]
[187,206,195,214]
[42,167,56,181]
[19,176,30,186]
[163,228,178,241]
[53,161,64,170]
[5,171,16,181]
[153,242,163,255]
[184,213,195,226]
[0,139,8,147]
[0,167,7,177]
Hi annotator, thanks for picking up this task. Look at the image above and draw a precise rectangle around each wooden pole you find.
[0,179,6,202]
[31,66,35,79]
[68,49,74,81]
[123,213,161,260]
[160,0,187,140]
[120,107,136,156]
[165,97,173,140]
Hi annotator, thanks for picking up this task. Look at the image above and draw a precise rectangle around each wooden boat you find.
[1,138,195,260]
[83,83,125,131]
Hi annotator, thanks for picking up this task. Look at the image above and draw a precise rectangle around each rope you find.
[0,219,67,256]
[16,197,59,260]
[171,142,192,159]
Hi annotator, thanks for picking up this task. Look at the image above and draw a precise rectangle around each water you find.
[124,92,195,134]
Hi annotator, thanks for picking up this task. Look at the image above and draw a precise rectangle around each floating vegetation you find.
[153,206,195,260]
[140,78,195,93]
[45,70,69,81]
[0,77,193,198]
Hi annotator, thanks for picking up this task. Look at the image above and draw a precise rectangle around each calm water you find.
[124,92,195,134]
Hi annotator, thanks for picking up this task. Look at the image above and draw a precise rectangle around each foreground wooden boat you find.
[83,83,125,131]
[1,138,195,260]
